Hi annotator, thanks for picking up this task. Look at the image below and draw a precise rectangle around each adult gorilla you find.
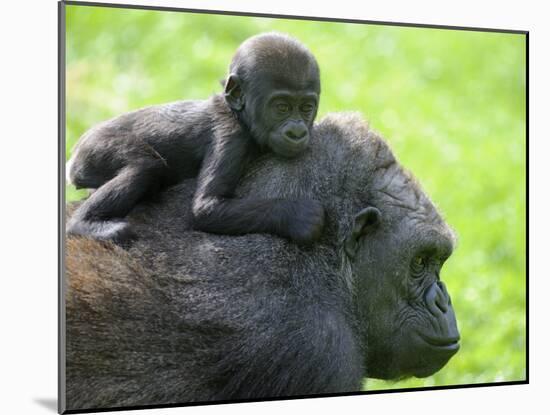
[64,113,460,411]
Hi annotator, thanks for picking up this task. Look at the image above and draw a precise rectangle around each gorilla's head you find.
[224,32,320,158]
[345,155,459,379]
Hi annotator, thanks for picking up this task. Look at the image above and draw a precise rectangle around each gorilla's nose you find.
[285,124,307,141]
[425,281,451,316]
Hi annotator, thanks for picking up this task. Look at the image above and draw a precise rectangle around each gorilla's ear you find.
[224,74,244,111]
[344,207,382,259]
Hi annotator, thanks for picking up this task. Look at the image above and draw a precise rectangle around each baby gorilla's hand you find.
[287,199,325,245]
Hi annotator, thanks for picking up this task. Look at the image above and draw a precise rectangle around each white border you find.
[1,0,545,414]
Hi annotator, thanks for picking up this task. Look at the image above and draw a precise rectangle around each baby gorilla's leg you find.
[67,165,160,243]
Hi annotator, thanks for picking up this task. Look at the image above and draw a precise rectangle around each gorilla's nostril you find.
[435,294,448,313]
[437,282,451,313]
[425,282,450,316]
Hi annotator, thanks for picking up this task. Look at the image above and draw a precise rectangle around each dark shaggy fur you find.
[65,113,458,411]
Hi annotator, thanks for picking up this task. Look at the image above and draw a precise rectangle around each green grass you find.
[65,5,527,390]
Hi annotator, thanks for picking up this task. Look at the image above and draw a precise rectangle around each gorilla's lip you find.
[420,335,460,350]
[273,136,309,158]
[283,135,308,147]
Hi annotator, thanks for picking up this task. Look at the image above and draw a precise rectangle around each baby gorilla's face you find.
[247,85,319,158]
[263,89,319,158]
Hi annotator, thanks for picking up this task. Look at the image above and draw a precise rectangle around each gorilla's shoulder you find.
[316,112,370,138]
[314,112,395,170]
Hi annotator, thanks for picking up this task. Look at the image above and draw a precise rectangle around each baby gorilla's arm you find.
[191,133,325,245]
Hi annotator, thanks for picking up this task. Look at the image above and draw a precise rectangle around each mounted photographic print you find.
[59,1,528,413]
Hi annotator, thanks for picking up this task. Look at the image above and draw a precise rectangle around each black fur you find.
[67,32,322,244]
[65,113,460,411]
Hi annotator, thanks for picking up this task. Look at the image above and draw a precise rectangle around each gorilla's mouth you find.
[406,334,460,378]
[269,132,310,158]
[421,335,460,351]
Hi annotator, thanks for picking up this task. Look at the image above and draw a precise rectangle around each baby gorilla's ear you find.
[344,207,382,259]
[224,74,244,111]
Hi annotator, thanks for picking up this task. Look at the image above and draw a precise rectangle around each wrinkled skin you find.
[64,113,460,411]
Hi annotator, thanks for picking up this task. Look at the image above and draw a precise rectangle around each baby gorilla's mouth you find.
[270,132,310,158]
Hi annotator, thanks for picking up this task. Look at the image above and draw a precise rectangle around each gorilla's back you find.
[64,113,385,409]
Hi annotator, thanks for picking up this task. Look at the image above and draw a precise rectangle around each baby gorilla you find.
[66,33,324,244]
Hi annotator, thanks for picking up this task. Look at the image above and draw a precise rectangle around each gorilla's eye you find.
[300,103,314,114]
[276,103,291,113]
[411,256,427,277]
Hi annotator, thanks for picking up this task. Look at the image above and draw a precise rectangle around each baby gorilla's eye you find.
[276,103,291,113]
[300,103,314,113]
[411,256,427,277]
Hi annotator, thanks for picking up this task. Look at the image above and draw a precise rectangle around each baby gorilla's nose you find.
[284,123,308,140]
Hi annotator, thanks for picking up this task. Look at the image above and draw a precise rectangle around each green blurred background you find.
[65,4,526,391]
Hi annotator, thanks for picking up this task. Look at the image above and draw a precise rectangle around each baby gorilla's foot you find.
[67,218,137,246]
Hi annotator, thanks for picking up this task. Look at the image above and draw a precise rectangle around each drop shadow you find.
[34,398,57,412]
